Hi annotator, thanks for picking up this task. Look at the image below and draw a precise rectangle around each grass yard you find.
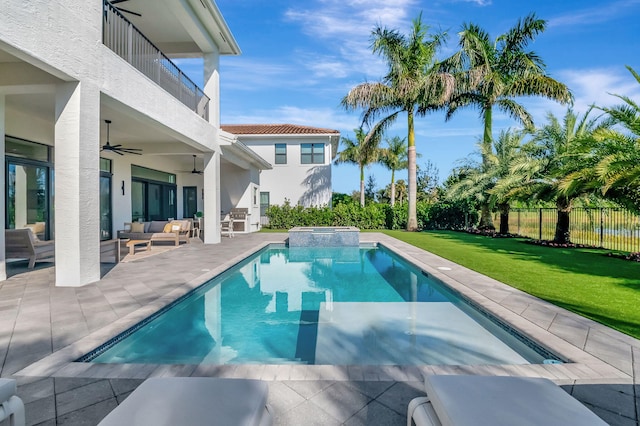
[383,230,640,339]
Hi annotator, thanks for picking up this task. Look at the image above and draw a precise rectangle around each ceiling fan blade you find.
[111,0,129,4]
[117,7,141,16]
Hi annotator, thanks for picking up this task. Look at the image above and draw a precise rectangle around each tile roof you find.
[221,124,340,135]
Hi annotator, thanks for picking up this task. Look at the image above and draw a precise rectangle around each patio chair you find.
[97,377,272,426]
[5,228,55,269]
[221,215,234,238]
[0,378,25,426]
[408,375,607,426]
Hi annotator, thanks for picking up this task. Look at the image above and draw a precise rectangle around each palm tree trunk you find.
[359,165,365,207]
[390,170,396,207]
[479,106,495,230]
[554,196,571,243]
[498,203,510,235]
[407,110,418,231]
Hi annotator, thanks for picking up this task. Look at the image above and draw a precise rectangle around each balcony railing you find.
[102,1,209,120]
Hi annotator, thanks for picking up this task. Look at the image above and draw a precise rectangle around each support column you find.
[0,95,6,281]
[54,82,100,286]
[203,150,221,244]
[203,51,220,127]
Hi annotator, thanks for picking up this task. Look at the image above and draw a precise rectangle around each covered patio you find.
[0,233,636,425]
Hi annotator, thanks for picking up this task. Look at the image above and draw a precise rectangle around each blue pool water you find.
[83,245,558,365]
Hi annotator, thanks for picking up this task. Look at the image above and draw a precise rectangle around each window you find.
[301,143,324,164]
[131,165,177,221]
[275,144,287,164]
[100,158,112,240]
[260,192,270,217]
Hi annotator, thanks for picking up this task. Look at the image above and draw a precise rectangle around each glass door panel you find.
[100,175,112,240]
[183,186,197,219]
[7,162,49,239]
[148,183,162,220]
[131,180,146,222]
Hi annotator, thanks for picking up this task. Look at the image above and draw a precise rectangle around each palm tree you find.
[334,128,383,207]
[445,13,572,229]
[342,14,454,231]
[379,136,408,206]
[515,108,609,243]
[448,129,528,234]
[586,66,640,211]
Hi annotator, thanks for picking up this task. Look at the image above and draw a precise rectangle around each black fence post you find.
[539,208,543,240]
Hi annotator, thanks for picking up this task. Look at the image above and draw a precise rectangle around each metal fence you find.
[102,1,210,120]
[501,208,640,252]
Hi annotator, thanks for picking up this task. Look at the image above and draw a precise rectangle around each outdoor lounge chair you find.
[0,378,25,426]
[221,215,234,238]
[97,377,272,426]
[408,375,606,426]
[5,228,55,269]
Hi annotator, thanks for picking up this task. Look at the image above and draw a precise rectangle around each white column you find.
[0,95,6,281]
[203,150,221,244]
[203,51,220,127]
[54,82,100,286]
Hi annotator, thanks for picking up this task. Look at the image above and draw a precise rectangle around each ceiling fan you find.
[101,120,142,156]
[111,0,141,17]
[184,155,203,174]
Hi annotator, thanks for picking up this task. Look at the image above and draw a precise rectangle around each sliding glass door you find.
[130,166,177,221]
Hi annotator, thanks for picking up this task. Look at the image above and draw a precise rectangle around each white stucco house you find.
[221,124,340,219]
[0,0,269,286]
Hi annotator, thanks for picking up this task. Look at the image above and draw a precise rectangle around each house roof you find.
[221,124,340,136]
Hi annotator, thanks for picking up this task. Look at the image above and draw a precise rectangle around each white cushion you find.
[423,375,606,426]
[98,377,271,426]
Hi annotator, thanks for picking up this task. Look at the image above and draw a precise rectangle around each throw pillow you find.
[131,222,145,233]
[163,223,174,233]
[171,224,182,232]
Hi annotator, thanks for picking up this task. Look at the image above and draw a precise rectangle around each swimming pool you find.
[81,244,560,365]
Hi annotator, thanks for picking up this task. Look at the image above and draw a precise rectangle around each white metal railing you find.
[102,1,210,120]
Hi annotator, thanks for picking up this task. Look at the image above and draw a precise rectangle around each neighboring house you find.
[0,1,267,286]
[221,124,340,218]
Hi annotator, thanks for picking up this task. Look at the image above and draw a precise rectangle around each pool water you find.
[85,245,557,365]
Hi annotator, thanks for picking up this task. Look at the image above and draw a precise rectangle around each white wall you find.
[242,136,332,207]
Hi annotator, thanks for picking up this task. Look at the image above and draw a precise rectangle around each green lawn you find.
[382,230,640,339]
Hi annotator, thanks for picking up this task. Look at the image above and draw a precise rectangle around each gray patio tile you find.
[105,378,143,397]
[584,329,633,375]
[56,397,118,426]
[24,394,55,426]
[268,381,307,414]
[283,380,335,399]
[344,381,395,400]
[275,400,341,426]
[571,382,636,418]
[54,378,103,394]
[16,378,54,404]
[584,403,636,426]
[633,346,640,384]
[344,400,405,426]
[548,314,591,349]
[373,381,424,416]
[308,382,371,423]
[520,303,557,330]
[56,380,115,416]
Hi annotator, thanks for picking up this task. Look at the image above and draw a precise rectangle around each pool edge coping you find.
[14,233,636,383]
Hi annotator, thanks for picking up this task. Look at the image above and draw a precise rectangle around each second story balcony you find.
[102,0,210,120]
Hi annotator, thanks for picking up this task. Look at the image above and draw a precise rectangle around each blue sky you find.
[204,0,640,195]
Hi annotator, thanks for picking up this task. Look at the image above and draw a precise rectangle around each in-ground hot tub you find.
[288,226,360,247]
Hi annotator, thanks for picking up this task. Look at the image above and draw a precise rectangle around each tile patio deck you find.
[1,232,638,425]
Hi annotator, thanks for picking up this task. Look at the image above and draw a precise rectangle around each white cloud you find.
[548,0,640,28]
[223,105,360,132]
